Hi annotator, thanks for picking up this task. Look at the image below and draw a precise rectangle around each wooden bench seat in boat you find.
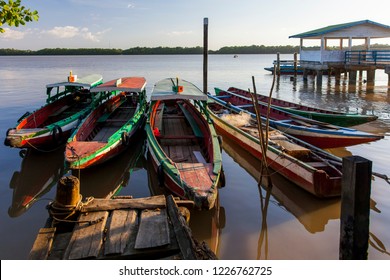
[271,139,310,158]
[177,103,203,138]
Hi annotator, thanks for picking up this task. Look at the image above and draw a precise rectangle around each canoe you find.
[264,65,304,75]
[65,77,148,169]
[212,89,383,148]
[219,87,378,126]
[145,78,223,209]
[207,97,343,197]
[4,73,103,150]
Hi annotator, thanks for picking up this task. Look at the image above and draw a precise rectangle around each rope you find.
[48,196,102,224]
[26,138,64,153]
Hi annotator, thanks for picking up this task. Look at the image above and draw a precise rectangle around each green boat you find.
[65,77,148,169]
[4,73,103,150]
[216,87,378,127]
[145,78,223,209]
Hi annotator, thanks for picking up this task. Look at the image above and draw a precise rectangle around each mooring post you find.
[339,156,372,260]
[55,175,81,206]
[276,52,280,76]
[203,17,208,94]
[293,52,298,76]
[50,175,81,220]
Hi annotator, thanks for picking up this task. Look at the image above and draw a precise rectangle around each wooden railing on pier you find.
[345,50,390,67]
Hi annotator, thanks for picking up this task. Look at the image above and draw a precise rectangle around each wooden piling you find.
[339,156,372,260]
[55,175,81,208]
[276,52,280,76]
[293,52,298,75]
[316,70,323,85]
[203,17,208,94]
[349,70,357,85]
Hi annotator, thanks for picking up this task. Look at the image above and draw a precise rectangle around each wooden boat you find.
[264,64,304,75]
[211,90,383,148]
[65,77,148,169]
[207,97,343,197]
[145,78,223,209]
[4,73,103,150]
[219,87,378,126]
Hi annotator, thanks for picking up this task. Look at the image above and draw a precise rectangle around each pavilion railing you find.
[345,50,390,66]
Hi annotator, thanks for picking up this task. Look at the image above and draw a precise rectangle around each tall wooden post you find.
[276,52,280,76]
[339,156,372,260]
[293,52,298,76]
[203,17,208,94]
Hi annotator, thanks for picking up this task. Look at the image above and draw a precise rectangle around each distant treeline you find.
[1,44,389,56]
[0,45,300,55]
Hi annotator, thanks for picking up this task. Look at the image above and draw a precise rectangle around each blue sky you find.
[1,0,390,50]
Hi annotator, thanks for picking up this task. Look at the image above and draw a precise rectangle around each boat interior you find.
[83,93,138,142]
[36,91,92,128]
[153,100,210,165]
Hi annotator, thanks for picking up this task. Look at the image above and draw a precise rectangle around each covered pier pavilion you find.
[289,20,390,90]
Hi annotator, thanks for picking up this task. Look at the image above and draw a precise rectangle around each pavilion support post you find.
[316,70,323,86]
[349,70,357,85]
[303,68,309,83]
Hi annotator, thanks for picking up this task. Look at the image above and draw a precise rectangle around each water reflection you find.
[222,136,340,234]
[8,147,65,217]
[70,131,146,199]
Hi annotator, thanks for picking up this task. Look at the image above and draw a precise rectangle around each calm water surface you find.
[0,54,389,260]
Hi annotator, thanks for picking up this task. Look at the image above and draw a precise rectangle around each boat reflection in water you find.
[146,153,225,255]
[71,131,146,199]
[8,147,65,218]
[221,135,340,234]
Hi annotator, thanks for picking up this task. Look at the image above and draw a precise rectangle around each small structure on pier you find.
[29,176,216,260]
[289,20,390,87]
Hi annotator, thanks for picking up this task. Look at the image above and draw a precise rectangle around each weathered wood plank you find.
[105,209,137,256]
[134,209,170,249]
[166,195,197,260]
[81,195,194,212]
[81,195,166,212]
[29,228,56,260]
[64,211,108,259]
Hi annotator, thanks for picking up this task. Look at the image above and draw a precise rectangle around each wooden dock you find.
[29,194,217,260]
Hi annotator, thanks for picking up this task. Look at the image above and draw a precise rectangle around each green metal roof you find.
[289,20,390,38]
[151,78,207,101]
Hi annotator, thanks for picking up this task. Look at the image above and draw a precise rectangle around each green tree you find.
[0,0,39,33]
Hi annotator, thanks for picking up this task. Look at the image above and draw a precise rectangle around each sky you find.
[1,0,390,50]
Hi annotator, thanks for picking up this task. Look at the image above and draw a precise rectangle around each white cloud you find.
[0,28,27,40]
[45,26,79,39]
[128,3,135,8]
[42,26,110,42]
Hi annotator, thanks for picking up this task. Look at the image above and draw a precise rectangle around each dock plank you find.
[105,209,137,255]
[29,228,56,260]
[64,211,108,259]
[134,209,170,249]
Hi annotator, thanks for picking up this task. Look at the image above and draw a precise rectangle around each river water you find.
[0,54,389,260]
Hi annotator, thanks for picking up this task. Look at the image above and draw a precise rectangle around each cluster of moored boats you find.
[4,73,384,209]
